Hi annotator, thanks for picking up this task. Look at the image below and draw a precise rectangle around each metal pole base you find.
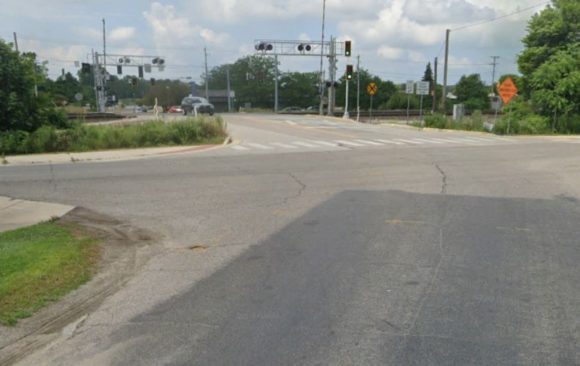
[343,112,350,119]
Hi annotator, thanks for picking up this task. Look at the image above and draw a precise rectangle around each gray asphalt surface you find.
[1,113,580,365]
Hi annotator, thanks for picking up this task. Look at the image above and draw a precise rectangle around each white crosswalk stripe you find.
[246,143,274,150]
[270,142,298,149]
[375,139,405,145]
[413,138,444,144]
[427,138,465,144]
[354,139,383,146]
[336,140,364,147]
[309,140,340,147]
[293,141,320,148]
[392,139,424,145]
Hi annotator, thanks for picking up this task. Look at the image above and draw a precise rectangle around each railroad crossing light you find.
[118,58,124,64]
[255,42,273,51]
[298,44,312,52]
[345,40,352,57]
[346,64,353,80]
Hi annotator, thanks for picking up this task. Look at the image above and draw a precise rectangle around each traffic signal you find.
[150,78,156,86]
[131,77,138,86]
[117,65,122,75]
[138,66,144,78]
[345,40,352,57]
[346,64,353,80]
[81,63,91,74]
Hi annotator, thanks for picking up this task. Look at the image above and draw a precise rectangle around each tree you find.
[142,80,190,109]
[0,39,65,132]
[50,72,81,105]
[454,74,489,112]
[517,0,579,129]
[279,72,319,108]
[207,55,277,109]
[422,62,433,83]
[336,68,397,111]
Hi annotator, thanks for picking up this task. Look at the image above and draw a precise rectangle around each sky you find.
[0,0,549,85]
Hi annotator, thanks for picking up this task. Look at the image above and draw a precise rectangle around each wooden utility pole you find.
[442,29,450,110]
[13,32,19,52]
[433,57,438,113]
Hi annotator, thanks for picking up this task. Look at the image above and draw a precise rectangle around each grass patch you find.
[0,221,100,326]
[0,116,227,155]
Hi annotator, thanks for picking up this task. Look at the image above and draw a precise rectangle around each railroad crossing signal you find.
[367,82,378,96]
[346,65,353,80]
[498,77,518,105]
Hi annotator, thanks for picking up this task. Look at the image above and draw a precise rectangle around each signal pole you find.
[356,55,360,122]
[13,32,19,52]
[318,0,327,115]
[441,29,450,110]
[226,66,232,112]
[204,47,209,100]
[274,54,279,113]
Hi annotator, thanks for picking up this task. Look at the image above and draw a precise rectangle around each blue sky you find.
[1,0,548,85]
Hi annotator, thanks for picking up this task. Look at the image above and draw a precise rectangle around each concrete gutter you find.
[0,196,74,233]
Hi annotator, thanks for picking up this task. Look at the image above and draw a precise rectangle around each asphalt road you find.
[1,114,580,365]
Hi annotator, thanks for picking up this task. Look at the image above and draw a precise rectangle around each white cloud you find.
[109,27,136,42]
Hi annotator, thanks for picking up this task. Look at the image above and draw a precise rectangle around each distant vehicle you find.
[305,106,318,112]
[181,96,215,116]
[135,106,148,113]
[168,105,183,113]
[280,106,303,112]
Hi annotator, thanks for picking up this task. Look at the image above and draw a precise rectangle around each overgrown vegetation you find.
[423,111,487,132]
[0,117,227,155]
[0,221,100,326]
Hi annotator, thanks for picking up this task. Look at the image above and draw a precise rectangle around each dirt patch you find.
[0,207,161,366]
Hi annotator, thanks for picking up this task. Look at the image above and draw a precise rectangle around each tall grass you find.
[0,117,227,155]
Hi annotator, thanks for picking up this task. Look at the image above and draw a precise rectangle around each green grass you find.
[0,116,227,155]
[0,221,100,326]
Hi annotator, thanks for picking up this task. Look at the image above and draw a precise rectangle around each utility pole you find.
[226,66,232,112]
[490,56,500,93]
[204,47,209,100]
[441,29,450,110]
[274,54,279,113]
[318,0,327,115]
[13,32,19,52]
[102,19,106,68]
[356,55,360,122]
[432,57,438,113]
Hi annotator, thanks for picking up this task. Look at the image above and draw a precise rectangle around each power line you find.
[451,1,550,31]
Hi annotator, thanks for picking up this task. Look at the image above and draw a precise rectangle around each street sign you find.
[416,81,430,96]
[367,82,378,96]
[405,80,414,94]
[498,77,518,105]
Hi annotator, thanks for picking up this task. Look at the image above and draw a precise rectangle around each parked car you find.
[181,96,215,116]
[280,106,303,112]
[168,105,183,113]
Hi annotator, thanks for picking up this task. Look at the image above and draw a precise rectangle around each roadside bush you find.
[424,113,447,129]
[1,117,227,155]
[494,114,551,135]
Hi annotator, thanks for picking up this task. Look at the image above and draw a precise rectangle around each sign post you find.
[367,82,378,122]
[416,81,430,126]
[497,77,518,134]
[405,80,414,124]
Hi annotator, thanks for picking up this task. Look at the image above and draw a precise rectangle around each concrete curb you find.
[0,196,74,233]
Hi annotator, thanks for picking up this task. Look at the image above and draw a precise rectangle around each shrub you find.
[424,113,448,129]
[494,113,551,135]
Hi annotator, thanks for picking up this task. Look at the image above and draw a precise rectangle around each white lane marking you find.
[354,139,383,146]
[375,139,405,145]
[335,140,364,147]
[413,138,444,144]
[231,145,250,151]
[451,137,487,144]
[285,120,297,125]
[293,141,320,148]
[270,142,298,149]
[309,140,340,147]
[392,139,424,145]
[246,143,274,150]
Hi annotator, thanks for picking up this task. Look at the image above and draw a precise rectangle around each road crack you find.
[435,164,447,195]
[283,173,307,204]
